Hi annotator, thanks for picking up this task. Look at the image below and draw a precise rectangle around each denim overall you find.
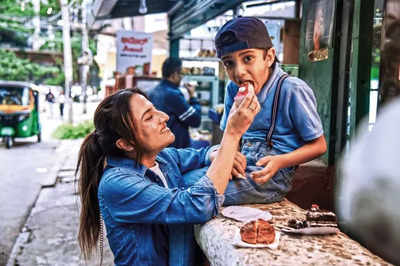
[224,73,297,205]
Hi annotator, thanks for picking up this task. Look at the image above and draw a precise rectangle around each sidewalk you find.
[7,139,114,266]
[7,100,116,266]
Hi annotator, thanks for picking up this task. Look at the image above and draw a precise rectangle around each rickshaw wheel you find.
[5,136,13,149]
[37,132,42,143]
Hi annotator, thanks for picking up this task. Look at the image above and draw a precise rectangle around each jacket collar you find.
[106,156,146,175]
[106,154,170,175]
[161,79,179,90]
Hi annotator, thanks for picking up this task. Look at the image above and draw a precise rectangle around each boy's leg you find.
[223,165,296,206]
[182,165,296,206]
[220,141,295,205]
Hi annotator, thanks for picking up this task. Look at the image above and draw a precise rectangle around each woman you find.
[76,88,260,265]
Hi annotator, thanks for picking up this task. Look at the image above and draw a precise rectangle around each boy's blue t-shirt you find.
[220,65,324,154]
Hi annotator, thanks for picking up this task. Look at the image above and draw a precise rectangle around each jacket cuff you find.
[204,144,220,165]
[191,176,225,209]
[189,97,199,104]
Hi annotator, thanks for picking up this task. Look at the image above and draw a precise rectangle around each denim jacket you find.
[98,147,224,266]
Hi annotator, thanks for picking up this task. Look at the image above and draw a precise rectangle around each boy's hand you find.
[250,155,285,184]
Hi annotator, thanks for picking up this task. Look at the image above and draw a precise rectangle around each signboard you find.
[116,30,153,75]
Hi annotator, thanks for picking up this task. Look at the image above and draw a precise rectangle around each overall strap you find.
[266,74,289,148]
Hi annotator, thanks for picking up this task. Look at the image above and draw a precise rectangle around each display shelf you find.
[182,75,219,108]
[182,75,219,132]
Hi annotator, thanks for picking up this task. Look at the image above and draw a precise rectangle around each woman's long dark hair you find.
[76,88,148,261]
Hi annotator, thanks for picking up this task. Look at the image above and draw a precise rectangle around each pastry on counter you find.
[240,219,275,244]
[306,204,337,223]
[287,204,338,229]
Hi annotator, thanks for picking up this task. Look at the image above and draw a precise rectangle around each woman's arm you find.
[206,92,260,194]
[101,169,224,224]
[209,148,247,179]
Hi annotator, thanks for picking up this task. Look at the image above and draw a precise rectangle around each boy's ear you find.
[266,47,276,67]
[116,138,135,152]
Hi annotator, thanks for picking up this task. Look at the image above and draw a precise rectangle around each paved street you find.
[0,111,61,265]
[7,139,113,266]
[0,99,108,265]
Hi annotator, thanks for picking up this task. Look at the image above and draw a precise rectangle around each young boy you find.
[211,17,327,205]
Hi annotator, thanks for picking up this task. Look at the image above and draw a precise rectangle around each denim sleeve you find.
[165,146,211,173]
[220,81,236,131]
[289,82,324,141]
[100,169,223,224]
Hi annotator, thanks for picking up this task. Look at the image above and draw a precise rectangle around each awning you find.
[89,0,247,39]
[90,0,180,20]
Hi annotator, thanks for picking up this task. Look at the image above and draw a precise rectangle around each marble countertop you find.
[195,199,391,266]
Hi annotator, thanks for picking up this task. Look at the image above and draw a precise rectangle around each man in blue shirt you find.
[149,57,202,148]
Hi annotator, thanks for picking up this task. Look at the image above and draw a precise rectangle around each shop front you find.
[89,1,399,264]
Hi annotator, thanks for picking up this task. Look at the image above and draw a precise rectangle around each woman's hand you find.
[250,155,286,184]
[231,151,247,179]
[209,149,247,179]
[226,89,260,138]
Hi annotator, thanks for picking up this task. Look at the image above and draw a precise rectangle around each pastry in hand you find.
[234,83,254,106]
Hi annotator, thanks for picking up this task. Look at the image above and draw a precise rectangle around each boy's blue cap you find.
[215,17,273,58]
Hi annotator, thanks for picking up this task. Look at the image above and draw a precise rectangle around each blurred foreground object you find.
[338,98,400,265]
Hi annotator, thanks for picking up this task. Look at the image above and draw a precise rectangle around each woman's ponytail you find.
[76,131,105,261]
[76,88,149,262]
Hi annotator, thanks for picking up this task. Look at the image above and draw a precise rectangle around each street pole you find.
[81,0,90,114]
[32,0,40,50]
[61,0,74,124]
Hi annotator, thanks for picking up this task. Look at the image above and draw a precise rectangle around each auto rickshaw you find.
[0,81,41,148]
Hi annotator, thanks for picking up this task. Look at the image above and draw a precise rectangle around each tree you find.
[0,49,59,83]
[0,0,98,87]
